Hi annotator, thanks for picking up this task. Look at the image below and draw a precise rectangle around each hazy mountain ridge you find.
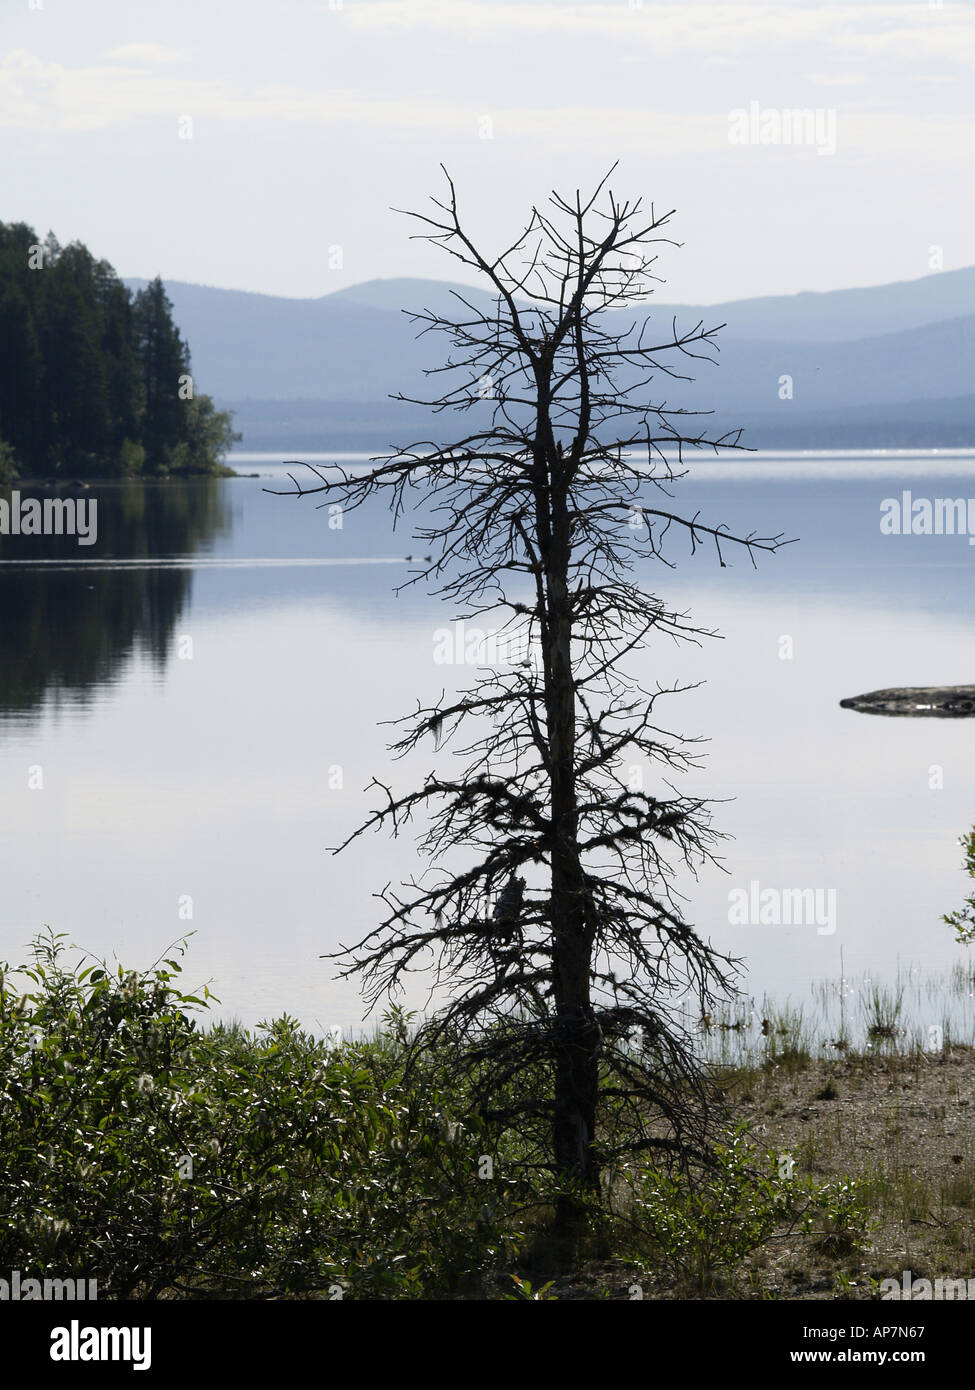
[123,270,975,448]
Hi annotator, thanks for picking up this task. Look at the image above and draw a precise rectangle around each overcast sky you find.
[1,0,973,304]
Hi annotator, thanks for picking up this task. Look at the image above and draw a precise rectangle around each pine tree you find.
[133,277,192,473]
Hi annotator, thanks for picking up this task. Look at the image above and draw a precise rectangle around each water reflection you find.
[0,482,230,716]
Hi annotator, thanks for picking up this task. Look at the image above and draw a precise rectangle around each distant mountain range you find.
[124,269,975,450]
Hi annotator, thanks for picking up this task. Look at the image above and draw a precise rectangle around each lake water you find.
[2,450,975,1039]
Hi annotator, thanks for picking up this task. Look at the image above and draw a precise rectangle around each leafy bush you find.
[632,1127,871,1290]
[0,930,526,1298]
[801,1178,872,1256]
[943,827,975,946]
[633,1130,795,1288]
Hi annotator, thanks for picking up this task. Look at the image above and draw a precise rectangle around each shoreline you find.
[4,465,240,487]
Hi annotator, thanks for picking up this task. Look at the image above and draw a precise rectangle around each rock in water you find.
[839,686,975,718]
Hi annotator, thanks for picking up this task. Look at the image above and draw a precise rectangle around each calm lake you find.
[2,450,975,1038]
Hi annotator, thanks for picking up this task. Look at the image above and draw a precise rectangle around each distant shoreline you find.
[6,465,238,487]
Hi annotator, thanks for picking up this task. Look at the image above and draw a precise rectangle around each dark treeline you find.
[0,223,238,481]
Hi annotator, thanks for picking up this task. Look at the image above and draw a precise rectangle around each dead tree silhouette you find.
[271,165,792,1236]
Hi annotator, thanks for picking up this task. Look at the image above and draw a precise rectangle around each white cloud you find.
[103,43,194,65]
[0,51,454,133]
[1,46,972,167]
[806,72,869,88]
[342,0,975,63]
[839,17,975,63]
[342,1,829,49]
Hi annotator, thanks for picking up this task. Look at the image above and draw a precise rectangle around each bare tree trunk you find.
[541,413,600,1226]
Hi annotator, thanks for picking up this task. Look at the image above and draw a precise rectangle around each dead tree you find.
[270,166,791,1234]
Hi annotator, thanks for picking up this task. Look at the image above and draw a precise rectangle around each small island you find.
[840,686,975,717]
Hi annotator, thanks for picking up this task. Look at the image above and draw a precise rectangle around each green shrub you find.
[0,930,526,1298]
[633,1129,795,1289]
[943,827,975,946]
[631,1127,871,1290]
[802,1178,872,1256]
